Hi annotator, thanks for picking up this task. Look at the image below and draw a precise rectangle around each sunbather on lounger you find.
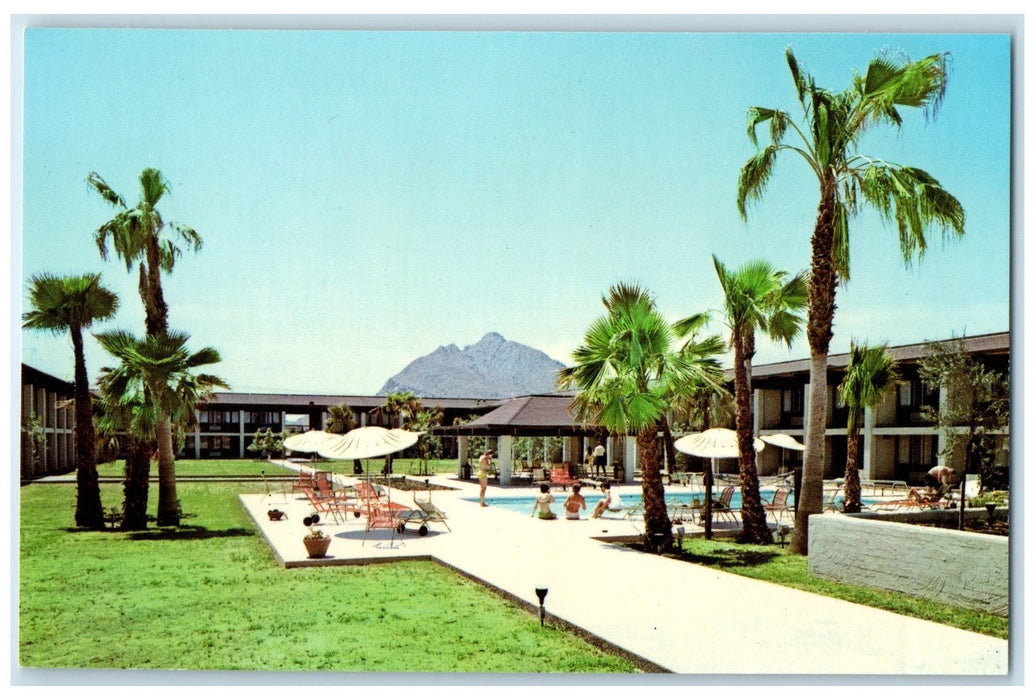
[531,483,557,520]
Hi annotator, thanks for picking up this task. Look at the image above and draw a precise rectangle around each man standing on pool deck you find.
[478,450,493,507]
[593,442,606,477]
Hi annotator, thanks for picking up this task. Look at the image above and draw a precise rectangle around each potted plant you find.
[267,508,286,521]
[303,527,331,558]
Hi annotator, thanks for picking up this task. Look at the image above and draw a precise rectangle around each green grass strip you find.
[675,538,1008,639]
[20,468,637,673]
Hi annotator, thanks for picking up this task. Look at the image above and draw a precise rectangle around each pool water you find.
[465,488,791,514]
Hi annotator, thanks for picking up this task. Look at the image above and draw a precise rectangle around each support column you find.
[861,406,876,480]
[194,410,201,459]
[622,436,636,483]
[457,436,469,478]
[239,410,246,458]
[498,435,513,486]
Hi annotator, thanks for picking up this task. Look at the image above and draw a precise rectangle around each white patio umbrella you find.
[674,428,765,539]
[674,428,764,459]
[316,426,423,508]
[282,429,338,454]
[760,433,805,451]
[317,426,421,461]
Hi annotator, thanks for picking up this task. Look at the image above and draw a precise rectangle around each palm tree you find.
[326,403,362,473]
[23,273,119,529]
[737,48,965,553]
[838,342,898,513]
[94,366,156,531]
[95,329,227,526]
[559,283,725,552]
[374,391,423,473]
[705,256,807,544]
[87,168,201,337]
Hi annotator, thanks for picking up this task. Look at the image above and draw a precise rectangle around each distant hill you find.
[378,332,566,399]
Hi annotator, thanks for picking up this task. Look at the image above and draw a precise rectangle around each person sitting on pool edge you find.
[591,481,624,518]
[563,483,586,520]
[531,483,557,520]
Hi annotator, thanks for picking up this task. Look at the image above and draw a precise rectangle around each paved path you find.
[242,465,1008,676]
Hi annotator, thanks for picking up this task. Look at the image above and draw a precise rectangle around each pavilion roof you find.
[433,393,600,437]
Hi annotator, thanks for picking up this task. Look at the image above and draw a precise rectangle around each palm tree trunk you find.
[638,427,671,553]
[794,353,829,553]
[121,438,151,530]
[843,428,862,513]
[659,413,677,478]
[793,174,838,555]
[155,415,179,526]
[70,326,105,529]
[142,243,169,337]
[733,335,772,544]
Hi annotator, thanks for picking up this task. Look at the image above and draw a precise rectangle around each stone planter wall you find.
[807,511,1008,615]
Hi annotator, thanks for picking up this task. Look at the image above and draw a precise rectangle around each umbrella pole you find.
[704,458,714,540]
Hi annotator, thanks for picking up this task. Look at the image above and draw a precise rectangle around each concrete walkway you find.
[242,466,1008,676]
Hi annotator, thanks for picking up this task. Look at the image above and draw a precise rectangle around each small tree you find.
[247,428,283,460]
[838,342,898,513]
[918,338,1009,530]
[412,407,444,474]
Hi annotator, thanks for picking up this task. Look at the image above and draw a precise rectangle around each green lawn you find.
[19,463,638,673]
[673,538,1009,639]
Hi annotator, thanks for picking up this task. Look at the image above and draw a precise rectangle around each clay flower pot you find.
[267,509,286,521]
[303,536,331,559]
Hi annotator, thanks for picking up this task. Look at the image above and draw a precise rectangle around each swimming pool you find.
[464,488,790,515]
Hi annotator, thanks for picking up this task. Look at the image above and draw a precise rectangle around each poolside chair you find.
[549,467,579,491]
[670,497,703,525]
[764,487,792,523]
[362,501,404,547]
[531,467,547,484]
[291,470,316,494]
[873,484,949,512]
[712,485,737,523]
[413,491,451,533]
[822,485,844,512]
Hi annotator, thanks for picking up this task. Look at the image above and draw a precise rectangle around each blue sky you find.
[16,26,1013,395]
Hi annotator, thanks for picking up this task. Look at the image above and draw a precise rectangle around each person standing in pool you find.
[531,483,557,519]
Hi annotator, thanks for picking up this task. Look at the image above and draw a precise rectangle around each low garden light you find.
[534,586,548,627]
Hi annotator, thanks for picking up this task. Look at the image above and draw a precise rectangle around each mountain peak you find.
[378,333,565,399]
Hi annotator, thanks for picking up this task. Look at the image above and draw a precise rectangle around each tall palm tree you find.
[87,168,202,337]
[95,329,227,526]
[705,256,807,544]
[737,48,965,553]
[23,273,119,529]
[559,283,725,552]
[838,342,898,513]
[88,168,202,525]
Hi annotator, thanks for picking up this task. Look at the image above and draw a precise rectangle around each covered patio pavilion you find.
[432,394,636,485]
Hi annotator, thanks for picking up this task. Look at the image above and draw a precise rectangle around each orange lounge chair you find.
[362,501,404,547]
[549,467,579,491]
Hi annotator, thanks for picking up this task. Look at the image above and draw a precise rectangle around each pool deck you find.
[242,463,1009,676]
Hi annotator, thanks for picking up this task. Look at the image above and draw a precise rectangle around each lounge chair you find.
[302,485,361,524]
[531,467,547,485]
[873,484,949,512]
[764,487,792,523]
[549,467,579,491]
[413,492,451,533]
